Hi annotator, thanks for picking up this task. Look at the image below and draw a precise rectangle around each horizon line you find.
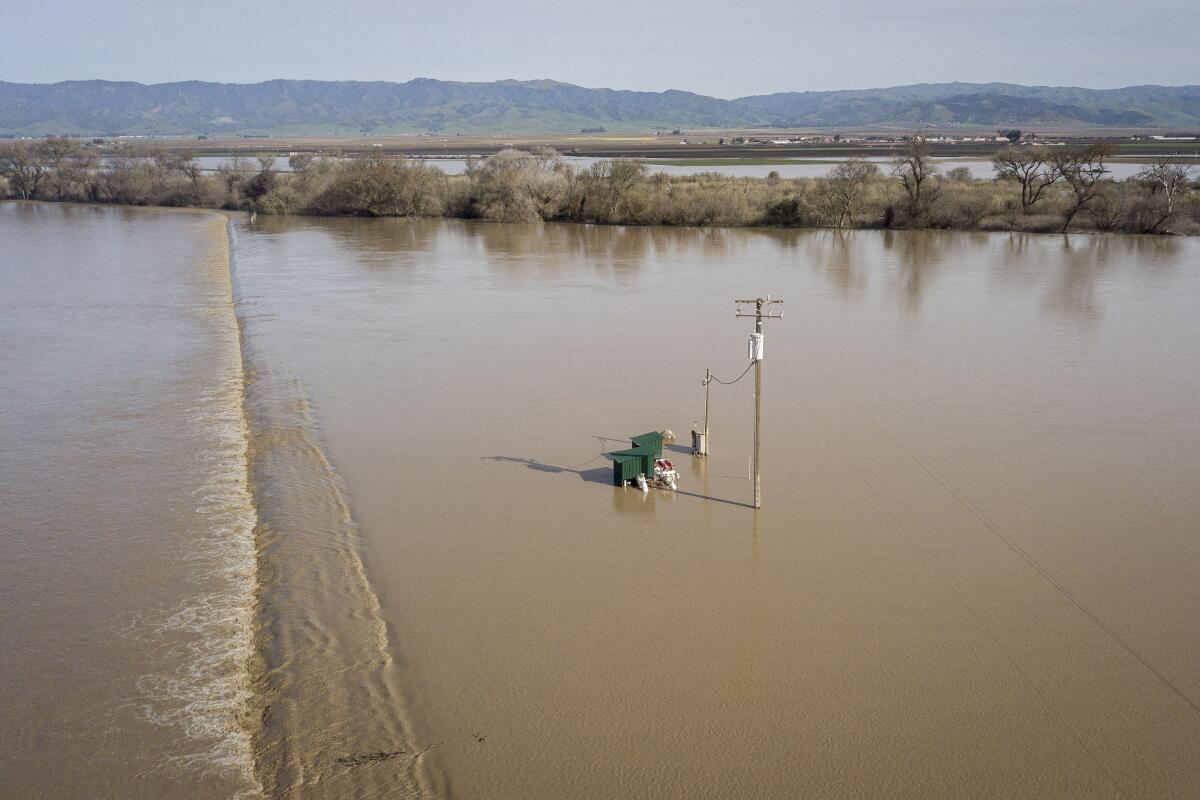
[3,76,1198,101]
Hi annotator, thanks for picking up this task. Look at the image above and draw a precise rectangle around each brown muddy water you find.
[231,216,1200,799]
[4,203,1200,799]
[1,204,258,798]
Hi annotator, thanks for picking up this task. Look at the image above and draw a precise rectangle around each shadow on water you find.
[481,456,612,485]
[482,455,757,509]
[672,488,757,509]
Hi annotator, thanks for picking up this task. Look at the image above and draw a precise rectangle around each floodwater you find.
[4,203,1200,799]
[638,157,1190,180]
[403,155,1185,180]
[0,204,259,798]
[193,153,1184,180]
[230,216,1200,798]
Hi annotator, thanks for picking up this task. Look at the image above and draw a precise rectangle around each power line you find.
[706,360,754,385]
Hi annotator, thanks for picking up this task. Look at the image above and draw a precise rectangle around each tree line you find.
[1,136,1196,235]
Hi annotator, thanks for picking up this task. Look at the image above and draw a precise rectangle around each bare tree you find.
[818,158,879,227]
[217,155,255,194]
[529,147,568,174]
[38,136,82,164]
[149,148,184,173]
[1134,158,1193,232]
[1049,144,1117,232]
[144,149,201,193]
[605,158,647,193]
[892,136,939,223]
[176,151,202,183]
[0,141,48,199]
[37,137,97,200]
[288,152,315,173]
[992,147,1059,211]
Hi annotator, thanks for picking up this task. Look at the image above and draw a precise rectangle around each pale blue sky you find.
[3,0,1196,96]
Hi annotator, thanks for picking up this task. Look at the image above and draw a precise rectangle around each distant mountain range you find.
[1,79,1198,136]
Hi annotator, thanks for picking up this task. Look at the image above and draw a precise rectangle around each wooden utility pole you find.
[703,368,711,445]
[693,369,713,458]
[736,296,783,509]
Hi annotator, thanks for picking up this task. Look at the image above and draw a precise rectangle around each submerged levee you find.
[225,218,438,798]
[152,215,264,798]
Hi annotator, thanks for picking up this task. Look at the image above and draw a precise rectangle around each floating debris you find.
[336,750,404,767]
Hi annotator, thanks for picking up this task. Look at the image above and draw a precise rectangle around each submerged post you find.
[736,296,783,509]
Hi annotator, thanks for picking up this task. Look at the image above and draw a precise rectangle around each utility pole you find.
[702,368,711,451]
[694,369,712,457]
[736,296,783,509]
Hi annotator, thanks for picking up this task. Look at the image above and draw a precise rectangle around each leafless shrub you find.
[469,149,571,222]
[570,158,645,223]
[945,166,973,183]
[1086,182,1125,231]
[308,157,446,217]
[929,180,995,228]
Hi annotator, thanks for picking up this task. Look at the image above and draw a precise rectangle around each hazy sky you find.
[3,0,1195,96]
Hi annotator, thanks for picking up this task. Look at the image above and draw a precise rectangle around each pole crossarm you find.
[736,298,783,320]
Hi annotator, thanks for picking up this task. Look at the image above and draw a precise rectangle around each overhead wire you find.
[706,360,754,386]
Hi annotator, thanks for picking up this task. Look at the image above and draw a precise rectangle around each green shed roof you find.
[609,445,656,459]
[631,432,663,448]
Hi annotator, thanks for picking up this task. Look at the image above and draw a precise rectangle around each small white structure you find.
[653,458,679,491]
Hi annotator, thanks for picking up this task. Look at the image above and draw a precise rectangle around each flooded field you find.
[191,153,1188,180]
[4,202,1200,798]
[0,204,259,798]
[232,217,1200,798]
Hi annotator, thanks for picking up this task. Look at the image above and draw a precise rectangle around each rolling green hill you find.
[1,78,1197,136]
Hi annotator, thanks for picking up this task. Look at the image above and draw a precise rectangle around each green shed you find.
[609,451,644,485]
[606,432,667,486]
[631,432,664,458]
[608,445,659,485]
